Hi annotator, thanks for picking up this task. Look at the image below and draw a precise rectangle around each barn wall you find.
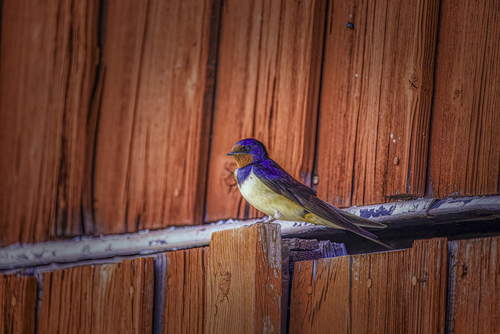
[0,0,499,246]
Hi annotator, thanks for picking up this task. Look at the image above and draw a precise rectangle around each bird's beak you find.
[227,151,237,156]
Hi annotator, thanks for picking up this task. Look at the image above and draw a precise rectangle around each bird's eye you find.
[244,145,251,152]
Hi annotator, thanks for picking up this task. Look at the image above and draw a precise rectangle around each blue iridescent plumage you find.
[227,138,391,249]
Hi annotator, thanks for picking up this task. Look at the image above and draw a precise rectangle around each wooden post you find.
[0,275,37,334]
[205,223,282,333]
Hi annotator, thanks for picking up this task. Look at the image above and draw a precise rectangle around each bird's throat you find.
[232,154,254,168]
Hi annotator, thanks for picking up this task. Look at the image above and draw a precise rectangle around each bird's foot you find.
[262,212,283,224]
[260,216,275,224]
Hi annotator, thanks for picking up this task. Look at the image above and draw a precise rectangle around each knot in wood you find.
[409,72,421,90]
[222,160,238,188]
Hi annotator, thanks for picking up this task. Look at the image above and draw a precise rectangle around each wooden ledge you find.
[0,196,499,270]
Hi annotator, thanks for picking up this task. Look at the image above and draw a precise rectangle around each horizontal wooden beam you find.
[0,196,499,270]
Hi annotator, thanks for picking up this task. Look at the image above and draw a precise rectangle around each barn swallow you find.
[227,138,391,249]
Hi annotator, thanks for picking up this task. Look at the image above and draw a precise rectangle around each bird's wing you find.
[253,160,391,249]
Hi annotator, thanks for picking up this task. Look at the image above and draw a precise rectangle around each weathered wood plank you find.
[0,0,100,245]
[350,251,408,333]
[289,238,447,333]
[316,0,440,207]
[37,258,154,334]
[92,0,217,234]
[205,0,327,222]
[205,223,281,333]
[289,256,350,334]
[158,248,205,334]
[407,238,448,333]
[0,275,37,334]
[447,237,500,334]
[429,0,500,197]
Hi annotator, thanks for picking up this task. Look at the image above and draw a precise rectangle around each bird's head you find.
[227,138,269,168]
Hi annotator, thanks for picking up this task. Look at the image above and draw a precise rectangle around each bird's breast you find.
[238,168,305,221]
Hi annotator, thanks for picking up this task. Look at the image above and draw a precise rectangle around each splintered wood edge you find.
[0,196,498,271]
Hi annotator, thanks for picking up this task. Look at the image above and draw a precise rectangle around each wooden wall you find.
[2,230,499,333]
[1,0,499,246]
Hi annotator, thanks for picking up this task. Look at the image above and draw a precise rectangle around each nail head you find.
[458,265,467,277]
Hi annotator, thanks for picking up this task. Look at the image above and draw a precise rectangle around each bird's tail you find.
[314,215,393,250]
[326,203,387,229]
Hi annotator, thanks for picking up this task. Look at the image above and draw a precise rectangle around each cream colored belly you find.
[237,169,305,221]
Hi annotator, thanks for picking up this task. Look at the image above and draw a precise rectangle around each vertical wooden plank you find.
[447,237,500,333]
[429,0,500,197]
[316,0,440,208]
[0,276,3,331]
[289,238,447,333]
[289,256,350,334]
[157,248,205,334]
[350,251,408,333]
[0,0,100,245]
[37,258,154,334]
[407,238,448,334]
[0,275,37,334]
[205,0,327,222]
[205,223,281,333]
[280,240,291,334]
[92,0,216,234]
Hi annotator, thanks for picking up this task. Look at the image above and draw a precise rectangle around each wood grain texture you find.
[37,258,154,334]
[447,237,500,334]
[92,0,217,234]
[0,275,37,334]
[428,0,500,197]
[205,0,327,222]
[350,251,408,333]
[205,223,281,333]
[0,0,100,245]
[407,238,448,334]
[316,0,440,208]
[289,256,350,334]
[289,238,447,333]
[158,248,206,334]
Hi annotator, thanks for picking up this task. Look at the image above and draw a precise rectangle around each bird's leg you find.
[265,211,283,224]
[264,216,275,224]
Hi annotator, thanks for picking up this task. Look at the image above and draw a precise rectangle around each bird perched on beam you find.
[227,138,391,249]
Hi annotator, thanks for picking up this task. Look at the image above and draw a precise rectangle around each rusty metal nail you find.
[394,157,399,165]
[367,278,372,288]
[457,265,467,277]
[312,175,319,185]
[307,285,313,295]
[412,276,427,285]
[11,295,16,307]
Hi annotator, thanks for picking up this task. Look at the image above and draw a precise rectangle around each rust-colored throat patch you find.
[231,153,254,168]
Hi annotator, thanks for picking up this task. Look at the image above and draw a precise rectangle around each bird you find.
[227,138,391,249]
